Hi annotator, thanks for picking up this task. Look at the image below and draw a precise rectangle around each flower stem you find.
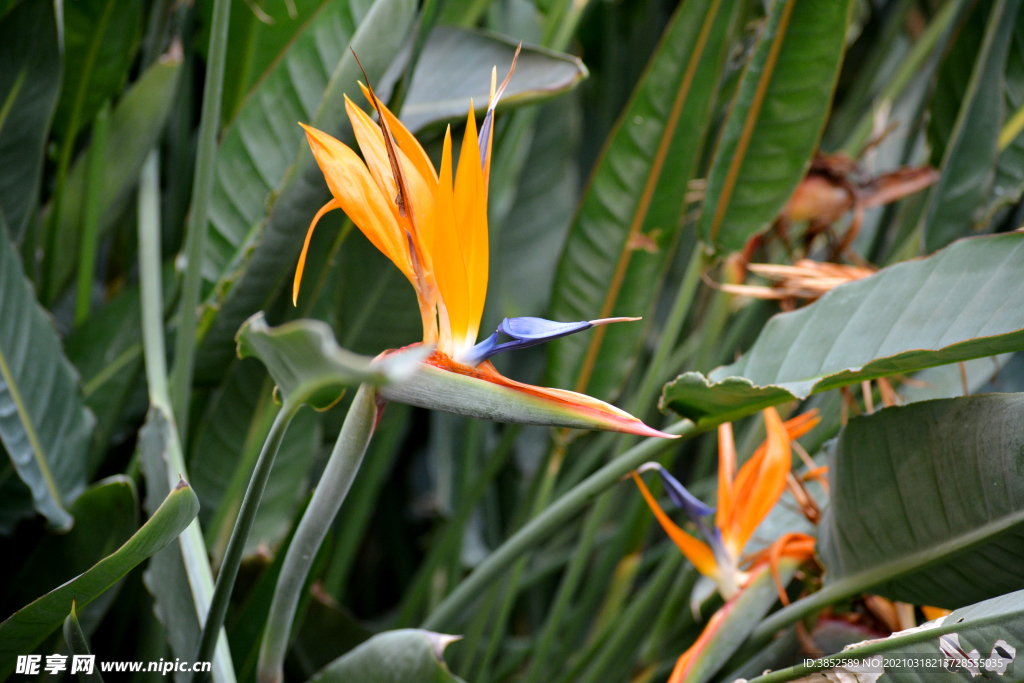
[257,384,380,683]
[421,418,705,631]
[169,0,231,441]
[73,102,110,326]
[192,400,302,683]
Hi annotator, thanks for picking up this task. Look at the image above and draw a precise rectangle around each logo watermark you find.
[16,655,212,676]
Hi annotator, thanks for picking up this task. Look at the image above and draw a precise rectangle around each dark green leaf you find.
[308,629,465,683]
[818,393,1024,608]
[397,26,587,132]
[662,232,1024,427]
[985,13,1024,222]
[63,601,104,683]
[65,284,145,475]
[0,212,94,530]
[751,589,1024,683]
[698,0,851,252]
[922,0,1019,253]
[45,54,182,303]
[3,476,137,633]
[52,0,143,143]
[0,0,61,240]
[0,479,198,679]
[546,0,739,399]
[193,0,416,382]
[236,313,427,409]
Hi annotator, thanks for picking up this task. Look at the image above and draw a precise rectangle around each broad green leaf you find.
[0,479,199,678]
[65,284,145,475]
[334,231,423,355]
[63,602,104,683]
[190,358,320,559]
[681,560,799,683]
[236,312,428,409]
[489,98,578,326]
[818,393,1024,609]
[750,589,1024,683]
[922,0,1019,253]
[308,629,465,683]
[52,0,142,143]
[397,26,587,132]
[661,232,1024,427]
[45,54,182,303]
[697,0,851,252]
[0,0,61,240]
[193,0,416,382]
[214,0,351,126]
[546,0,738,400]
[2,476,137,637]
[0,212,94,530]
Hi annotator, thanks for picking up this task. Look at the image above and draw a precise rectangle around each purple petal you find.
[637,463,714,520]
[463,316,640,366]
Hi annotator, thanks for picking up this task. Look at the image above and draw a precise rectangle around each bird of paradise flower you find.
[632,407,820,683]
[293,51,671,439]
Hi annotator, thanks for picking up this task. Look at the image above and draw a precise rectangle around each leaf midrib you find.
[706,0,796,243]
[573,0,726,394]
[0,339,62,510]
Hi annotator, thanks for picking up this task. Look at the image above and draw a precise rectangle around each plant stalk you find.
[192,401,302,682]
[421,418,705,631]
[257,384,380,683]
[169,0,231,441]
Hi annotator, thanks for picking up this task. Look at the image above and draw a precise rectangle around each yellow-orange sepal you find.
[631,472,719,578]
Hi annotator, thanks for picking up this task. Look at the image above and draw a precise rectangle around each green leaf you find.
[52,0,142,143]
[3,476,137,636]
[0,479,199,679]
[190,358,321,559]
[697,0,851,252]
[546,0,738,399]
[922,0,1019,253]
[0,211,94,530]
[65,283,147,475]
[661,232,1024,427]
[397,26,587,132]
[987,17,1024,220]
[193,0,416,382]
[817,393,1024,609]
[308,629,465,683]
[236,312,428,410]
[0,0,61,240]
[750,589,1024,683]
[44,53,182,303]
[215,0,348,126]
[63,602,104,683]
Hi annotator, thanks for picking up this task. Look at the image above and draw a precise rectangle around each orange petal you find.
[631,472,718,578]
[744,532,816,606]
[716,423,736,533]
[300,123,413,281]
[432,127,472,350]
[452,104,488,351]
[357,81,438,192]
[726,408,791,557]
[293,198,341,305]
[345,96,436,273]
[782,409,820,440]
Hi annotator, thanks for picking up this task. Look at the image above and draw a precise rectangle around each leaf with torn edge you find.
[662,232,1024,426]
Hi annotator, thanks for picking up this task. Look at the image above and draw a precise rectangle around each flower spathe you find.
[294,61,669,438]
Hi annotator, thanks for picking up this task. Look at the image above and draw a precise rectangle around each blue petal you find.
[463,316,640,366]
[647,464,715,520]
[498,317,595,341]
